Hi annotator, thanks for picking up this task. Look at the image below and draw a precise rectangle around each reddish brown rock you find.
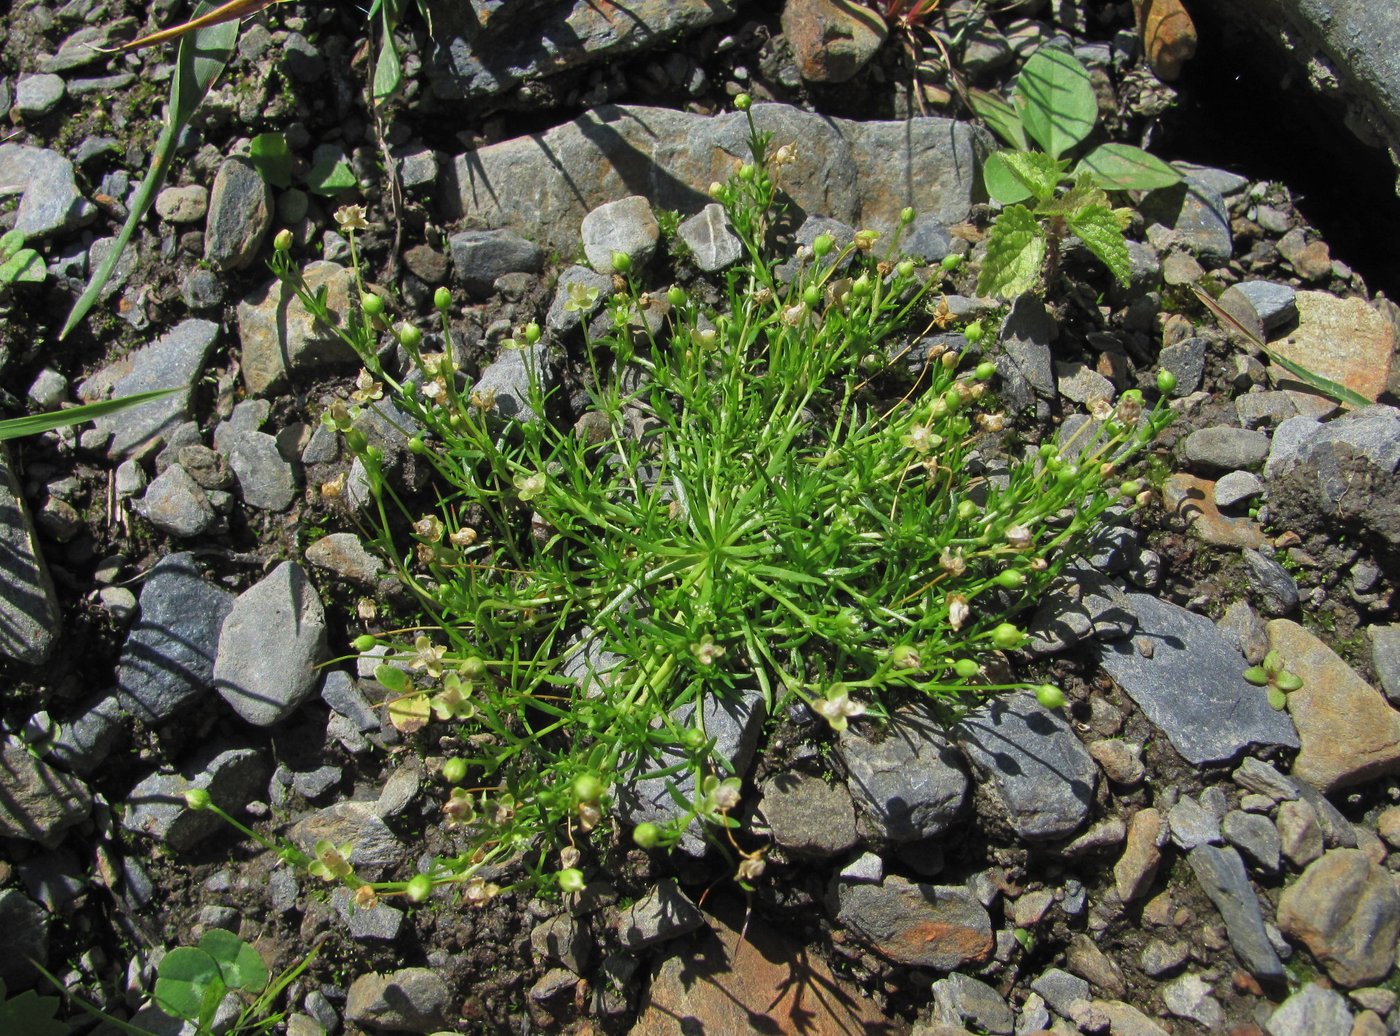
[1269,292,1394,406]
[1277,849,1400,988]
[1135,0,1197,81]
[781,0,888,84]
[1163,473,1268,549]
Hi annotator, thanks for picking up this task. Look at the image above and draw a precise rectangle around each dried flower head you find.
[947,593,970,631]
[320,473,346,500]
[1005,524,1033,550]
[334,204,369,232]
[350,369,383,404]
[414,515,445,541]
[353,884,380,910]
[940,546,966,575]
[1088,397,1114,421]
[812,685,867,732]
[450,526,478,548]
[737,855,766,882]
[357,598,378,621]
[689,634,726,666]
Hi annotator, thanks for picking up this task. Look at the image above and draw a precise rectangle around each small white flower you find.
[689,635,726,666]
[812,686,867,732]
[334,204,369,232]
[947,593,970,632]
[1005,524,1033,550]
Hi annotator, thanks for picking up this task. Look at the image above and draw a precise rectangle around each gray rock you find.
[0,740,92,848]
[1370,624,1400,703]
[1188,844,1286,983]
[838,705,969,844]
[116,552,234,723]
[214,562,327,726]
[1266,983,1354,1036]
[1182,426,1271,474]
[305,533,385,585]
[1223,809,1283,875]
[1026,568,1136,655]
[442,104,987,257]
[226,430,299,511]
[997,295,1056,416]
[1234,756,1301,801]
[581,196,659,274]
[332,887,404,943]
[1168,796,1223,849]
[205,156,271,270]
[1055,361,1115,405]
[1223,280,1298,333]
[177,445,234,490]
[532,913,591,974]
[0,446,61,665]
[76,318,220,460]
[931,973,1014,1035]
[1238,390,1302,430]
[1140,939,1190,978]
[677,203,742,272]
[1158,337,1207,396]
[17,848,85,914]
[375,767,419,818]
[49,692,127,777]
[615,881,703,949]
[293,765,342,800]
[0,143,95,237]
[546,266,613,333]
[395,147,438,191]
[1243,549,1299,616]
[830,875,992,970]
[901,215,953,262]
[121,745,267,851]
[15,73,65,119]
[447,228,545,296]
[428,0,737,100]
[758,772,858,858]
[138,463,217,537]
[155,184,210,224]
[290,801,404,875]
[27,368,68,409]
[473,340,552,426]
[1215,470,1266,509]
[1277,848,1400,988]
[615,689,765,856]
[1029,967,1090,1017]
[114,460,147,500]
[1096,593,1299,764]
[237,262,360,396]
[182,266,225,310]
[1162,973,1225,1029]
[43,22,134,73]
[0,889,49,989]
[1143,171,1232,259]
[345,969,451,1033]
[956,692,1097,841]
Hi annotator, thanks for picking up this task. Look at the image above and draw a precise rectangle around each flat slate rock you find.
[442,103,987,259]
[1188,844,1285,984]
[0,741,92,848]
[1096,593,1299,765]
[829,875,992,970]
[0,445,61,665]
[955,692,1098,841]
[116,552,235,724]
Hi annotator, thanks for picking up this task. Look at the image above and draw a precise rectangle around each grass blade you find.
[0,389,178,442]
[60,4,238,339]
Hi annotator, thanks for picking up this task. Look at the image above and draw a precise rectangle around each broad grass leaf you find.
[983,152,1033,205]
[976,206,1047,299]
[197,929,268,992]
[1079,144,1182,191]
[0,389,178,442]
[1016,48,1097,159]
[1066,204,1131,285]
[969,88,1027,150]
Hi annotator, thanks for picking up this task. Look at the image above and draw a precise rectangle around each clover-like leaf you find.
[975,206,1047,299]
[1016,48,1097,159]
[375,663,410,695]
[1079,144,1182,191]
[197,928,268,993]
[154,946,223,1023]
[388,691,432,733]
[1066,204,1131,286]
[0,978,69,1036]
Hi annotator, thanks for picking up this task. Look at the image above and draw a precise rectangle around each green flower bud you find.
[940,253,963,272]
[442,758,468,785]
[956,500,979,520]
[572,773,605,804]
[667,285,687,307]
[995,569,1026,589]
[184,788,212,811]
[633,822,662,849]
[557,868,586,894]
[405,874,433,903]
[680,727,707,751]
[953,658,980,678]
[273,229,293,252]
[1119,480,1142,498]
[896,259,915,279]
[1035,684,1066,709]
[1055,464,1079,486]
[852,275,872,298]
[1121,388,1144,406]
[900,206,916,225]
[434,286,453,311]
[351,634,378,652]
[610,251,632,274]
[812,233,835,259]
[364,444,384,465]
[738,163,755,182]
[343,428,368,454]
[974,360,996,380]
[990,623,1025,650]
[398,323,423,351]
[964,322,985,346]
[408,435,427,455]
[734,93,752,112]
[1156,369,1178,394]
[803,285,822,308]
[523,321,542,344]
[360,293,385,317]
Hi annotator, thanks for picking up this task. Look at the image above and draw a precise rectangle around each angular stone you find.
[1223,809,1282,875]
[1265,983,1353,1036]
[121,746,266,851]
[0,143,95,237]
[345,969,451,1033]
[581,195,659,274]
[116,552,235,723]
[77,319,221,460]
[237,262,359,396]
[443,104,987,258]
[49,692,127,776]
[838,705,969,844]
[290,801,404,875]
[447,228,544,296]
[225,430,298,511]
[677,203,742,272]
[1266,618,1400,792]
[214,562,327,727]
[930,973,1013,1035]
[1097,593,1298,764]
[1373,623,1400,703]
[758,772,858,858]
[0,446,61,665]
[1221,280,1297,334]
[615,881,703,950]
[1143,172,1231,259]
[1277,848,1400,988]
[1270,292,1393,404]
[955,691,1097,841]
[305,533,386,585]
[1188,844,1285,983]
[781,0,888,83]
[1167,796,1222,849]
[830,875,992,970]
[0,741,91,848]
[139,463,217,538]
[205,156,271,270]
[1181,426,1270,474]
[1277,798,1324,868]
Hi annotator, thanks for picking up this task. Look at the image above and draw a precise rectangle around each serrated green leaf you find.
[1079,144,1182,191]
[1066,204,1131,286]
[0,979,70,1036]
[306,145,358,196]
[976,206,1047,299]
[1041,175,1109,217]
[983,152,1033,205]
[154,947,221,1021]
[249,132,293,189]
[996,150,1063,203]
[968,88,1027,150]
[198,929,268,992]
[1016,48,1097,159]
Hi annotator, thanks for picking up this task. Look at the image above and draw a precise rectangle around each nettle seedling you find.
[971,47,1182,298]
[1244,649,1303,710]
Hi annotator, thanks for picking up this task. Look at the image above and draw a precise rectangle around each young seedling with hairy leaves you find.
[971,47,1182,298]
